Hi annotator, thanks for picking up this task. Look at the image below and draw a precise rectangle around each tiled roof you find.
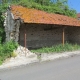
[11,5,80,27]
[77,13,80,18]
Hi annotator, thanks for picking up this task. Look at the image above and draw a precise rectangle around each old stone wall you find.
[19,24,68,48]
[68,27,80,44]
[4,8,21,42]
[4,9,14,41]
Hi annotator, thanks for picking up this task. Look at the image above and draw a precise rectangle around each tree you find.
[0,0,20,4]
[0,11,5,43]
[33,0,50,5]
[0,4,7,43]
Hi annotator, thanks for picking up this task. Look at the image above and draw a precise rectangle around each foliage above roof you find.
[17,0,77,18]
[0,0,77,18]
[77,13,80,18]
[11,5,80,27]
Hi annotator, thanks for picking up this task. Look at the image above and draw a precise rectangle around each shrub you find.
[11,51,17,58]
[0,41,18,65]
[31,43,80,53]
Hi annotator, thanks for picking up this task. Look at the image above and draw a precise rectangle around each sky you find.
[68,0,80,13]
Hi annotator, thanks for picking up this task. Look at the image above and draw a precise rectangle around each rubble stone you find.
[0,46,38,69]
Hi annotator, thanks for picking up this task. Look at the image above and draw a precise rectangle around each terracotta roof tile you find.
[11,5,80,27]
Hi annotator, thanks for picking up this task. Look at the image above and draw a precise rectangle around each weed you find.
[31,43,80,54]
[0,41,18,65]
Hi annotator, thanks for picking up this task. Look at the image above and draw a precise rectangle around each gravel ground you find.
[0,46,80,70]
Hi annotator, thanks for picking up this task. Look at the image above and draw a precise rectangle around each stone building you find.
[4,5,80,49]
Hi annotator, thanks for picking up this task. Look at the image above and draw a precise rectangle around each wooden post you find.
[24,30,26,48]
[24,30,27,56]
[62,27,65,47]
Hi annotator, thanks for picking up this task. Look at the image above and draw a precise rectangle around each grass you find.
[0,41,18,65]
[31,43,80,54]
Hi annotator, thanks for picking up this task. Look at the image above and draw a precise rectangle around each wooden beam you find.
[62,27,65,47]
[24,30,27,56]
[24,30,27,48]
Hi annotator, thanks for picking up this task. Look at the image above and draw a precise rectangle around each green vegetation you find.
[0,0,77,18]
[31,43,80,53]
[17,0,77,18]
[11,51,18,58]
[0,3,9,44]
[0,9,5,43]
[0,41,18,65]
[0,0,78,65]
[0,6,18,65]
